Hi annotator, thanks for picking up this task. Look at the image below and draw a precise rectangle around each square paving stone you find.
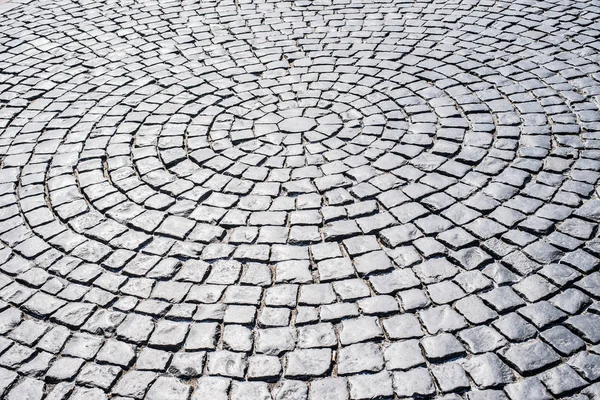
[337,342,384,375]
[393,368,435,398]
[500,340,561,375]
[347,371,393,400]
[285,349,332,378]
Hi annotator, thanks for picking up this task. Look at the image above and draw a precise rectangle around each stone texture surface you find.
[0,0,599,398]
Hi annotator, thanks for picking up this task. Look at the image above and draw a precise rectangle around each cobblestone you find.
[0,0,599,397]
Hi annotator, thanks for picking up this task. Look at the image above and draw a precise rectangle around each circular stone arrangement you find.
[0,0,600,399]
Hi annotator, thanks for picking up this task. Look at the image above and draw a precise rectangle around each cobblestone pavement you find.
[0,0,599,398]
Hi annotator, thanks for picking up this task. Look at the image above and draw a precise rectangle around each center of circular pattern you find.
[205,98,351,157]
[279,116,317,133]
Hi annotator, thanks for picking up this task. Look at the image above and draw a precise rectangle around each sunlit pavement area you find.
[0,0,600,398]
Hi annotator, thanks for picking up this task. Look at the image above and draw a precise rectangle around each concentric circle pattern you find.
[0,0,600,398]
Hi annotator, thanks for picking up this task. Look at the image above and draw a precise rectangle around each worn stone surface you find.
[0,0,598,398]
